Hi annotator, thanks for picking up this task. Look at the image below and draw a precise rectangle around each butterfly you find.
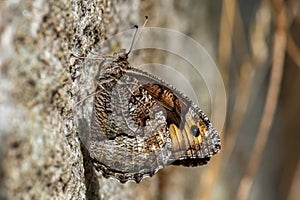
[75,17,221,183]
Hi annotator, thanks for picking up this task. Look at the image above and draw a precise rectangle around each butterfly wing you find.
[89,62,173,183]
[125,68,221,166]
[88,60,220,183]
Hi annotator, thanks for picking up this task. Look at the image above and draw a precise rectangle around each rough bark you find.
[0,0,134,199]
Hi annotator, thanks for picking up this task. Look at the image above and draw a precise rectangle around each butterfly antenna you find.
[127,16,149,55]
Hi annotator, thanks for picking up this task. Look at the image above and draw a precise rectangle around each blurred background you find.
[0,0,300,200]
[131,0,300,200]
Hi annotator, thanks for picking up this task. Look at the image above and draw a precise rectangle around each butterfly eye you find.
[190,125,200,137]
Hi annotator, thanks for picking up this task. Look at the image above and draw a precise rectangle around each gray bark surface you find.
[0,0,133,199]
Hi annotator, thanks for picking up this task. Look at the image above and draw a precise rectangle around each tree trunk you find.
[0,0,140,199]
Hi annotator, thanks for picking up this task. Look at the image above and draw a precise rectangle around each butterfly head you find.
[112,49,128,61]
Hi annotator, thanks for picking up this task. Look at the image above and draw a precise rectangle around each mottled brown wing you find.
[87,57,220,183]
[88,61,173,183]
[123,69,190,127]
[124,68,221,166]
